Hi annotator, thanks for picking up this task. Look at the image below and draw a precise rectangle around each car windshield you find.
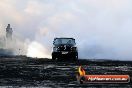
[53,38,75,45]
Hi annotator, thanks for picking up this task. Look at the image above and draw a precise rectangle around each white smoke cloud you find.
[0,0,132,60]
[27,41,51,58]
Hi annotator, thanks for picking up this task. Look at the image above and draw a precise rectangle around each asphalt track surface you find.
[0,56,132,88]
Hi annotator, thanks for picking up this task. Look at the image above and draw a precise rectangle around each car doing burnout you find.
[52,38,78,61]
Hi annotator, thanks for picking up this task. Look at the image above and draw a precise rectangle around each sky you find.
[0,0,132,60]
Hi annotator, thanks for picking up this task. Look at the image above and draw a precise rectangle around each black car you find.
[52,38,78,61]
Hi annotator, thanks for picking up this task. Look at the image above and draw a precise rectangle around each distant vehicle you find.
[52,38,78,61]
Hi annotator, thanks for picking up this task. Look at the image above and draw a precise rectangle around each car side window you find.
[67,40,71,44]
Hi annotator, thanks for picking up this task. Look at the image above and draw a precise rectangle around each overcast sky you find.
[0,0,132,60]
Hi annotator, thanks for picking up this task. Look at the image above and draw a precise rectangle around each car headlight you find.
[53,47,57,51]
[57,47,60,50]
[71,47,77,51]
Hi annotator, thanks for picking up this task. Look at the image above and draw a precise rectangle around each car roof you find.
[54,37,75,40]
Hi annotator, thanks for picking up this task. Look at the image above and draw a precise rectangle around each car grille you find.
[58,45,72,51]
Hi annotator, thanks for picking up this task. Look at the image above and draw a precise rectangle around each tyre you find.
[52,56,56,60]
[52,53,56,60]
[73,53,78,61]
